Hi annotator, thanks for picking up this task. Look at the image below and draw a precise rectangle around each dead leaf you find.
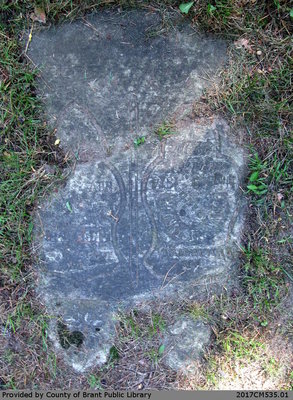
[234,38,253,52]
[277,193,283,203]
[31,6,46,24]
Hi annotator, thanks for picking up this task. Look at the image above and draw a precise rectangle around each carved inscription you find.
[40,109,242,301]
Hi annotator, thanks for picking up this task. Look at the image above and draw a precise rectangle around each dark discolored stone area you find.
[30,10,246,371]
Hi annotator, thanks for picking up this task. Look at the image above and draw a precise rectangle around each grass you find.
[188,2,292,387]
[0,0,292,391]
[117,310,166,340]
[221,331,264,361]
[197,332,290,390]
[189,303,209,322]
[0,2,77,389]
[88,308,174,390]
[180,292,292,390]
[242,247,286,318]
[246,150,292,207]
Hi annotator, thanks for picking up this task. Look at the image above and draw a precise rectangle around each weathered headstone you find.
[30,10,245,372]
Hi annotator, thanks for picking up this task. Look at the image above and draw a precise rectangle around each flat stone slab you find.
[28,9,227,156]
[163,316,211,372]
[30,10,245,372]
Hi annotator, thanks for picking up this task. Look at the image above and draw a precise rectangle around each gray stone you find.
[28,10,227,157]
[163,316,211,372]
[30,10,246,372]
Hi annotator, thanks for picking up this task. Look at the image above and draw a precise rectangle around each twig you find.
[82,18,103,37]
[24,22,34,55]
[107,210,119,222]
[161,269,187,290]
[0,31,9,39]
[160,263,177,289]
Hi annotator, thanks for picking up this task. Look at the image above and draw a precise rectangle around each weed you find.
[34,315,50,351]
[263,357,281,378]
[119,311,166,340]
[247,152,269,198]
[5,315,17,334]
[46,352,57,378]
[179,2,194,15]
[147,348,158,363]
[247,151,293,205]
[133,136,145,148]
[204,358,219,386]
[148,314,166,338]
[109,345,120,362]
[120,314,142,339]
[277,236,293,245]
[3,378,17,390]
[155,121,176,140]
[189,304,209,321]
[66,201,73,212]
[3,349,15,365]
[147,344,165,364]
[207,4,216,15]
[88,375,102,390]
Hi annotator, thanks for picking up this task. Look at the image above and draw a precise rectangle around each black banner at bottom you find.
[0,391,292,400]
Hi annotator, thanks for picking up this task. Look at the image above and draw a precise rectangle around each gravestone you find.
[30,10,246,372]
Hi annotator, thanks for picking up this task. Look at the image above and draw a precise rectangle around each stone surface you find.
[30,10,246,372]
[28,10,227,157]
[163,316,211,372]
